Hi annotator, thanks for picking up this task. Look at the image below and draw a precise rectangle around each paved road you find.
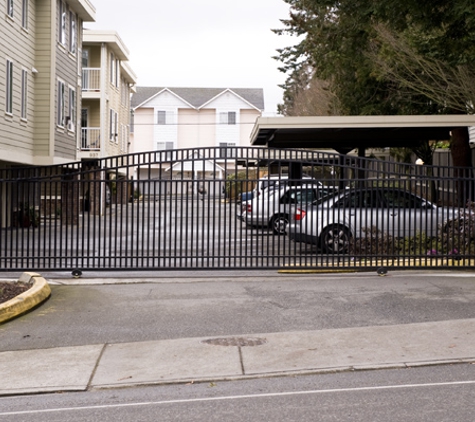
[1,365,474,421]
[1,270,475,352]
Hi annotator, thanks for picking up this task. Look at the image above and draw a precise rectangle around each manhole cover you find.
[202,337,267,347]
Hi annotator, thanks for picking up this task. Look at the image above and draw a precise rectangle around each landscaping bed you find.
[0,282,30,304]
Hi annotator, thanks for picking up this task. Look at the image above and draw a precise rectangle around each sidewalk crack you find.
[86,343,108,390]
[238,346,245,375]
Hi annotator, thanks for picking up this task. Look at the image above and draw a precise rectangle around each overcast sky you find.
[85,0,296,115]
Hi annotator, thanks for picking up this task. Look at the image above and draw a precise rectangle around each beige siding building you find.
[131,87,264,183]
[0,0,95,167]
[79,30,137,162]
[131,87,264,154]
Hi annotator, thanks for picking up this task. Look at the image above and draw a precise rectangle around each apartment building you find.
[131,87,264,153]
[80,29,137,161]
[0,0,95,168]
[130,87,264,183]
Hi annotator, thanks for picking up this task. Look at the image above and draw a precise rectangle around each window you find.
[109,109,118,142]
[381,189,424,209]
[219,142,237,158]
[69,12,76,54]
[68,87,76,131]
[115,59,119,87]
[21,69,28,119]
[337,190,380,208]
[157,110,166,125]
[7,0,13,18]
[219,111,236,125]
[110,53,116,85]
[6,60,13,114]
[22,0,28,28]
[57,80,65,126]
[156,141,175,161]
[59,1,66,45]
[121,77,130,105]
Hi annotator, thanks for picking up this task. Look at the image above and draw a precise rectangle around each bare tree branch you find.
[370,24,475,114]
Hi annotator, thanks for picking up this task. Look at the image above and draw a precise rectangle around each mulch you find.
[0,282,31,305]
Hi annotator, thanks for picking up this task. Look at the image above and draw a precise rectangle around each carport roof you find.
[250,115,475,153]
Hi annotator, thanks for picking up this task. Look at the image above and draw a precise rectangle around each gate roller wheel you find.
[72,269,82,278]
[377,267,388,276]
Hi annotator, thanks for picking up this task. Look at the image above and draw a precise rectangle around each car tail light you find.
[294,208,306,221]
[245,203,252,213]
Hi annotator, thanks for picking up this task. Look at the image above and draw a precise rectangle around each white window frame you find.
[7,0,13,18]
[219,142,237,158]
[157,110,167,125]
[6,60,13,115]
[68,86,76,131]
[21,68,28,120]
[22,0,28,28]
[109,108,118,143]
[69,11,76,54]
[156,141,175,161]
[59,1,67,46]
[219,111,236,125]
[115,59,119,88]
[57,80,66,127]
[110,53,115,85]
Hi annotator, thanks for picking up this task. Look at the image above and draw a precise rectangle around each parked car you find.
[238,182,333,234]
[239,174,315,202]
[286,187,458,253]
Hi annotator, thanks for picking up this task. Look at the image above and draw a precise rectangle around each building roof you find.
[250,115,475,154]
[83,30,130,60]
[132,87,265,111]
[69,0,95,21]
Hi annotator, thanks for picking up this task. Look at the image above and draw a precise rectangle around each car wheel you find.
[320,225,351,253]
[271,214,289,235]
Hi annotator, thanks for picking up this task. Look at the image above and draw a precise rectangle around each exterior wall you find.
[34,0,54,160]
[239,109,261,146]
[133,89,263,156]
[80,32,136,162]
[0,0,93,167]
[0,0,37,163]
[176,109,196,148]
[54,0,82,160]
[133,108,155,152]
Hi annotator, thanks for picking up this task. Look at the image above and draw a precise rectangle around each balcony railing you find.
[81,128,101,150]
[82,68,101,91]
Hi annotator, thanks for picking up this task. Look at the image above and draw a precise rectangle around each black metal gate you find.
[1,147,474,272]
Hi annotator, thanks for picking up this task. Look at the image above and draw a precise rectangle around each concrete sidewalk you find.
[1,318,474,396]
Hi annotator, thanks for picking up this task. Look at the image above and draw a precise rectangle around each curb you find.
[0,272,51,324]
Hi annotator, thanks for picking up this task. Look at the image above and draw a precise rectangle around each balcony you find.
[81,128,101,151]
[82,68,101,92]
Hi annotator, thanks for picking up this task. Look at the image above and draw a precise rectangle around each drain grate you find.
[202,337,267,347]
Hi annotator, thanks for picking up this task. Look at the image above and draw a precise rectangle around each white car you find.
[286,187,459,253]
[239,183,333,235]
[239,174,316,202]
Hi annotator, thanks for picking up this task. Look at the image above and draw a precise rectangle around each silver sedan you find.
[286,187,459,253]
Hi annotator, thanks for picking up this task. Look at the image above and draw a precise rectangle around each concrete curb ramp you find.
[0,272,51,324]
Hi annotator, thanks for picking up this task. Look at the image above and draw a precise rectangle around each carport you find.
[250,115,475,179]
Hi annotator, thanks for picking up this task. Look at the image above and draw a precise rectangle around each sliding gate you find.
[1,147,474,272]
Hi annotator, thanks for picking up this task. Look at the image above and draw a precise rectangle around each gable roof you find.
[132,87,264,111]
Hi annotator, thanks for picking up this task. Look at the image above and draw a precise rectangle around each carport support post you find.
[357,147,366,188]
[289,162,303,185]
